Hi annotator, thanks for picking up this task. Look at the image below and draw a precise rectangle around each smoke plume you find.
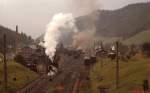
[68,0,101,50]
[69,0,100,16]
[44,0,101,60]
[72,28,96,50]
[44,13,78,61]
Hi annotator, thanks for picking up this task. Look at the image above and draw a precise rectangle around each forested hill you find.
[76,2,150,38]
[0,25,34,52]
[37,2,150,45]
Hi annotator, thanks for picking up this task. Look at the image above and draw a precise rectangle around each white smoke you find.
[72,30,95,49]
[44,13,78,61]
[69,0,100,16]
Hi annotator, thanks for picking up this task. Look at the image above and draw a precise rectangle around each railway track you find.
[17,53,85,93]
[46,54,85,93]
[17,75,50,93]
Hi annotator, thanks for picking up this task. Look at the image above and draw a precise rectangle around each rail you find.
[17,75,48,93]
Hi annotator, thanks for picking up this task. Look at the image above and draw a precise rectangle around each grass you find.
[0,61,38,93]
[90,57,150,93]
[90,29,150,45]
[123,29,150,45]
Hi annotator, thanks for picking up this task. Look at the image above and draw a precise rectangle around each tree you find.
[14,55,26,65]
[0,53,3,62]
[142,43,150,57]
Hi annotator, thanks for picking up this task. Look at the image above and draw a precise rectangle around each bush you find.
[142,43,150,57]
[14,54,26,65]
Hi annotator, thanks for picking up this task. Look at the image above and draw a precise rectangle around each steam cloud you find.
[72,28,96,49]
[44,0,101,60]
[70,0,100,16]
[68,0,100,50]
[44,13,78,61]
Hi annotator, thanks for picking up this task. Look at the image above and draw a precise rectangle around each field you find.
[123,29,150,45]
[0,61,38,93]
[90,57,150,93]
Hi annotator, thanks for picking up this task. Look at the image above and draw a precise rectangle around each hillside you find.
[37,2,150,45]
[0,61,38,93]
[76,2,150,38]
[90,58,150,93]
[123,29,150,45]
[36,34,44,43]
[0,25,34,52]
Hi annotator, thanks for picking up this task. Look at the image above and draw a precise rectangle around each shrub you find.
[142,43,150,57]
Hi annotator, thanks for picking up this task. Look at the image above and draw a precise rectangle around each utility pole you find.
[116,41,119,89]
[15,25,18,54]
[16,25,18,32]
[3,34,8,90]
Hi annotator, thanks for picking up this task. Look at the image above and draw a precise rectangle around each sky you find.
[0,0,150,38]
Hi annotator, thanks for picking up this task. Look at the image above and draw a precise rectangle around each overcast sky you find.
[0,0,150,38]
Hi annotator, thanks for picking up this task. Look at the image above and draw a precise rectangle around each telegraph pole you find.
[116,41,119,89]
[15,25,18,54]
[16,25,18,32]
[3,34,8,90]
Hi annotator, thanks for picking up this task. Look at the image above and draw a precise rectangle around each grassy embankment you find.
[0,60,38,93]
[90,56,150,93]
[123,29,150,45]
